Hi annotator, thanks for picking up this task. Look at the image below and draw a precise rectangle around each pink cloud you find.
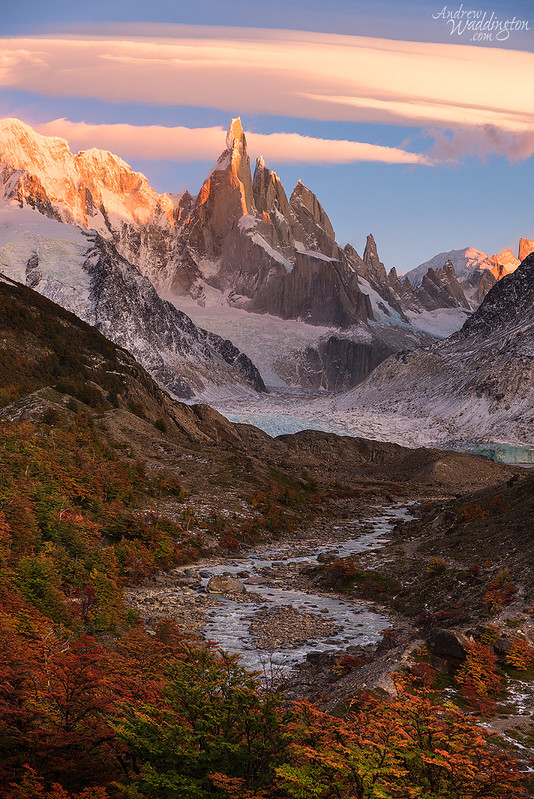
[427,125,534,162]
[35,118,431,166]
[0,27,530,143]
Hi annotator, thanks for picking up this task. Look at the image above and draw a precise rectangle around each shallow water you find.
[201,505,413,673]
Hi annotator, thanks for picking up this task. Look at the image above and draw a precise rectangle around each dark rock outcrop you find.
[426,628,471,660]
[416,261,470,310]
[280,335,394,391]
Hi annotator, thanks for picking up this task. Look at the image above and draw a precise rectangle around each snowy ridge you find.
[404,307,473,339]
[330,253,534,448]
[0,205,265,401]
[1,115,530,400]
[405,247,494,287]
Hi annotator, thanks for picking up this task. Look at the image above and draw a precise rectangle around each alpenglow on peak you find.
[226,117,245,149]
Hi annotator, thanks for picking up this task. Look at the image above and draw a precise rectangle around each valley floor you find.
[125,489,534,776]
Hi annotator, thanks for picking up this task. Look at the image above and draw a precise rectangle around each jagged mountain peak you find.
[0,117,147,188]
[289,180,335,241]
[359,233,388,286]
[363,233,381,265]
[252,156,289,218]
[0,116,70,156]
[205,116,255,217]
[0,115,175,243]
[226,116,245,149]
[0,115,504,365]
[405,246,494,288]
[489,248,519,280]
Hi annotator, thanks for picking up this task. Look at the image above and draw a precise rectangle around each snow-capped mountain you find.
[331,252,534,448]
[402,242,534,310]
[0,206,265,400]
[0,117,185,281]
[167,118,375,328]
[0,117,430,389]
[1,115,530,393]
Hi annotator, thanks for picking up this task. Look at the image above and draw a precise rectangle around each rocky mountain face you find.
[0,117,425,390]
[519,238,534,262]
[0,207,265,400]
[333,252,534,448]
[0,118,187,280]
[0,117,464,333]
[403,242,533,311]
[360,241,471,315]
[1,116,531,394]
[168,119,374,329]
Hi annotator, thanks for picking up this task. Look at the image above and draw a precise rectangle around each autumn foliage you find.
[455,640,502,714]
[0,417,202,633]
[506,634,534,671]
[0,416,528,799]
[212,682,527,799]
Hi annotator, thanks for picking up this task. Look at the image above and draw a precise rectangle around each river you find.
[200,504,414,673]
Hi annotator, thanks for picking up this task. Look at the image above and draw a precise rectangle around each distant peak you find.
[363,234,383,271]
[226,117,244,149]
[292,179,312,197]
[519,237,534,262]
[0,116,71,152]
[256,155,266,169]
[75,147,132,172]
[0,117,31,131]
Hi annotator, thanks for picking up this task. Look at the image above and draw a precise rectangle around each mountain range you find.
[0,116,532,405]
[331,251,534,449]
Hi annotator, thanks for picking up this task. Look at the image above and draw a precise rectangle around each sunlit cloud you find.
[0,27,532,166]
[427,125,534,162]
[34,118,431,166]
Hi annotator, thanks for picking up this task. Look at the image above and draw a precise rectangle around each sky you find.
[0,0,532,271]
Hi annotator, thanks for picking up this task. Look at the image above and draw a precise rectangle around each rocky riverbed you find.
[126,504,414,678]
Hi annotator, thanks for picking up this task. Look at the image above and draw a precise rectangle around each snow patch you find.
[0,205,91,314]
[358,277,406,325]
[405,307,472,338]
[238,215,259,232]
[167,290,334,388]
[250,233,292,272]
[297,249,338,263]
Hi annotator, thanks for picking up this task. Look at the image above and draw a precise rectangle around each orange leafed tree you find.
[506,635,534,671]
[212,681,527,799]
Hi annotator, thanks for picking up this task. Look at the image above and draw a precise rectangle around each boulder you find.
[245,576,267,585]
[306,649,340,666]
[493,635,514,662]
[206,575,245,594]
[175,576,200,588]
[426,628,472,660]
